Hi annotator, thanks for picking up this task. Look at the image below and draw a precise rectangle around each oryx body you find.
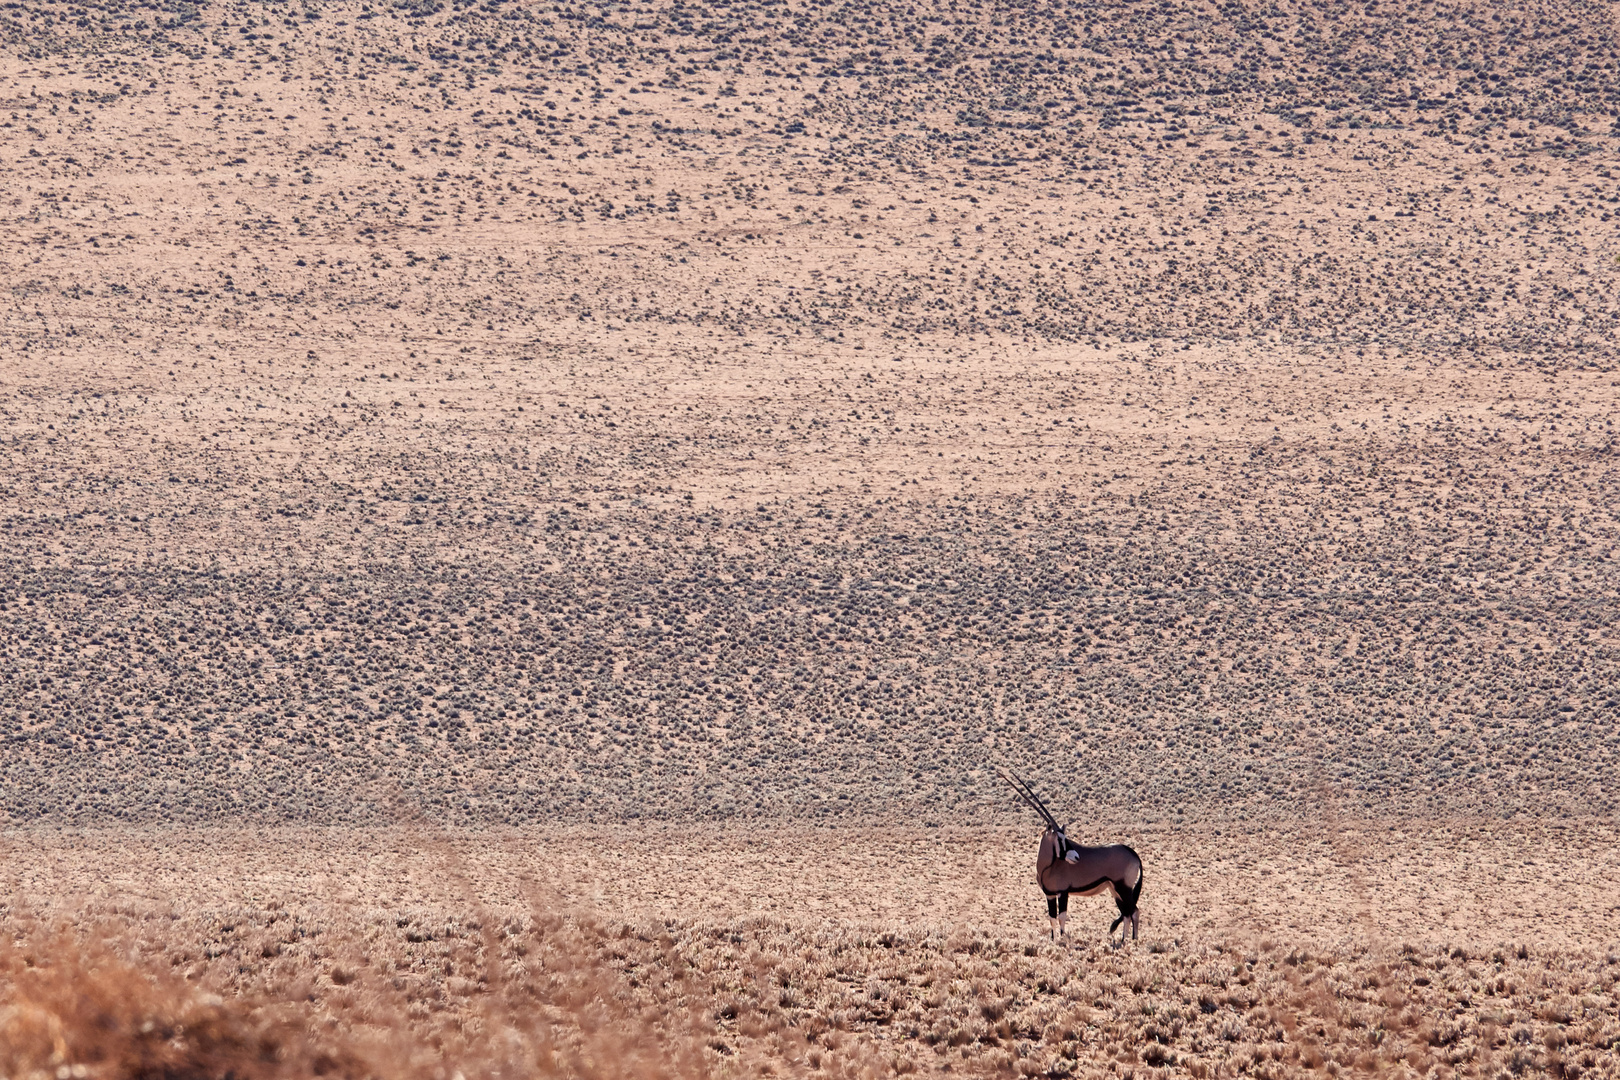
[1037,828,1143,942]
[1001,769,1145,943]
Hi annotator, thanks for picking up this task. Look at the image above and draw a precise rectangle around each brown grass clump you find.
[0,929,333,1080]
[0,914,720,1080]
[6,824,1620,1078]
[5,905,1619,1080]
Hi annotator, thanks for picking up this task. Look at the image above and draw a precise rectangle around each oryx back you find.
[1039,841,1142,897]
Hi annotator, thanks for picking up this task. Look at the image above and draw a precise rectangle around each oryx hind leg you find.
[1105,881,1125,948]
[1116,863,1143,942]
[1106,877,1142,947]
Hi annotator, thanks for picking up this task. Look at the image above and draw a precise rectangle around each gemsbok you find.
[1002,770,1144,943]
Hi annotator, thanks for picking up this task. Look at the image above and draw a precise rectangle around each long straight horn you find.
[999,768,1057,830]
[1002,769,1039,817]
[997,769,1044,821]
[1013,773,1062,831]
[1008,771,1055,827]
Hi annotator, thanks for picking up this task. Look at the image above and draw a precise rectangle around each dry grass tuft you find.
[5,825,1620,1079]
[5,907,1619,1080]
[0,915,720,1080]
[0,928,334,1080]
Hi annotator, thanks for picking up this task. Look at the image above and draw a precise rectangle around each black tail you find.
[1107,858,1144,934]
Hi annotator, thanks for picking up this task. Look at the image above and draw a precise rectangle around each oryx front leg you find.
[1045,892,1069,943]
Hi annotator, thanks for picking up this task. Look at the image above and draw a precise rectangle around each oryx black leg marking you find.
[1044,891,1069,919]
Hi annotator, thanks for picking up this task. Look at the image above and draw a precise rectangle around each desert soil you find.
[5,825,1620,1079]
[2,0,1619,1075]
[1,0,1618,828]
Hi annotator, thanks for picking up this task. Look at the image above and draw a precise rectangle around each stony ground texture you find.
[2,0,1619,830]
[5,4,1620,1077]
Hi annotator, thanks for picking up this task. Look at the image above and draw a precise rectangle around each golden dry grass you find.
[6,897,1619,1080]
[4,824,1619,1080]
[0,915,717,1080]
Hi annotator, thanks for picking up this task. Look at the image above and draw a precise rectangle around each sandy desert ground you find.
[2,0,1619,1074]
[4,824,1620,1079]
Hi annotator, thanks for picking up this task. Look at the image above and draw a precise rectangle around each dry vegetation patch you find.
[5,907,1619,1080]
[1,0,1618,827]
[3,0,1619,1072]
[5,827,1620,1079]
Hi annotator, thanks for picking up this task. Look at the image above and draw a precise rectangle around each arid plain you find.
[3,0,1620,1075]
